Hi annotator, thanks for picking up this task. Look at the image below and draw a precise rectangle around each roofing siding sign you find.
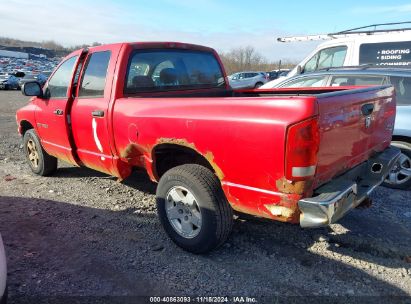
[359,41,411,67]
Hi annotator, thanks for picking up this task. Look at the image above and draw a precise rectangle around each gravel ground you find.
[0,90,410,303]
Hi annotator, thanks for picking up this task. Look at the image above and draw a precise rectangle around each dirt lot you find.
[0,90,410,303]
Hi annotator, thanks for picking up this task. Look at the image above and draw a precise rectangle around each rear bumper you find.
[298,146,401,228]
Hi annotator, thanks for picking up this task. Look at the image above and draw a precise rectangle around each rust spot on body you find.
[276,177,312,195]
[157,138,196,150]
[120,143,146,159]
[204,151,225,180]
[156,138,225,180]
[264,204,295,218]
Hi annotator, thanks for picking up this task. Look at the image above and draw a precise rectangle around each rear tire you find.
[156,164,233,254]
[255,82,263,88]
[383,141,411,190]
[23,129,57,176]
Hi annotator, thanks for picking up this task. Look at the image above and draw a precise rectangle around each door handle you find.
[91,110,105,117]
[53,109,64,115]
[361,103,374,116]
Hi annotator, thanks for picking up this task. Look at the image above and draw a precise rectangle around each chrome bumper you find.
[298,147,401,228]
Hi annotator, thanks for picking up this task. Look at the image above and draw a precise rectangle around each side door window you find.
[244,73,253,85]
[45,56,78,98]
[231,73,239,80]
[303,46,347,73]
[78,51,111,97]
[279,76,328,88]
[303,53,320,73]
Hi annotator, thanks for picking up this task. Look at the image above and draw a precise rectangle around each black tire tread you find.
[23,129,57,176]
[383,140,411,190]
[157,164,233,253]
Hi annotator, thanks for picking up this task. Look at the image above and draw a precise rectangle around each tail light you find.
[285,117,319,181]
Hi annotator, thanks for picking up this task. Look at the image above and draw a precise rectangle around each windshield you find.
[124,49,225,94]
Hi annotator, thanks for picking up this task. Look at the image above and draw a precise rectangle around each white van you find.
[261,23,411,88]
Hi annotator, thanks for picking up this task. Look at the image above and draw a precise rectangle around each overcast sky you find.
[1,0,411,62]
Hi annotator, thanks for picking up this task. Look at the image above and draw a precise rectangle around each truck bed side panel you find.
[112,96,317,221]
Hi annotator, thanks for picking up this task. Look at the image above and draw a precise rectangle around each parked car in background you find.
[267,69,290,80]
[263,67,411,189]
[18,73,37,89]
[36,71,52,86]
[228,71,268,89]
[0,234,7,304]
[0,74,19,90]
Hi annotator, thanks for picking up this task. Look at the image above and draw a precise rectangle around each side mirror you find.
[22,81,43,97]
[296,65,302,75]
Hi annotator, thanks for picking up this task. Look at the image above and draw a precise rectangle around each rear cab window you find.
[359,41,411,68]
[124,49,225,94]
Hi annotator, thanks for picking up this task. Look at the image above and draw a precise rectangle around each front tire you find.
[23,129,57,176]
[156,164,233,254]
[383,141,411,190]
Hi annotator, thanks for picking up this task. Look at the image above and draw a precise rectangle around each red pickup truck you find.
[16,42,400,253]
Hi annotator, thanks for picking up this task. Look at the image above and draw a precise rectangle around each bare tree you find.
[219,46,297,75]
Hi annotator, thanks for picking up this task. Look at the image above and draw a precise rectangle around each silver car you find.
[0,74,19,90]
[228,71,268,89]
[18,74,38,89]
[0,234,6,304]
[269,67,411,189]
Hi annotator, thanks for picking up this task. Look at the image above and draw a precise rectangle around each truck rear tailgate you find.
[314,86,396,188]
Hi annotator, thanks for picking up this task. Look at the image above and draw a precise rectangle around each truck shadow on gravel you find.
[234,193,411,268]
[53,167,157,195]
[53,166,115,179]
[0,195,410,299]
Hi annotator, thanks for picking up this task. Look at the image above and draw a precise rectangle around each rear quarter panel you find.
[112,96,318,221]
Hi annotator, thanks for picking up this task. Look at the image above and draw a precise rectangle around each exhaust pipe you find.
[371,163,383,174]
